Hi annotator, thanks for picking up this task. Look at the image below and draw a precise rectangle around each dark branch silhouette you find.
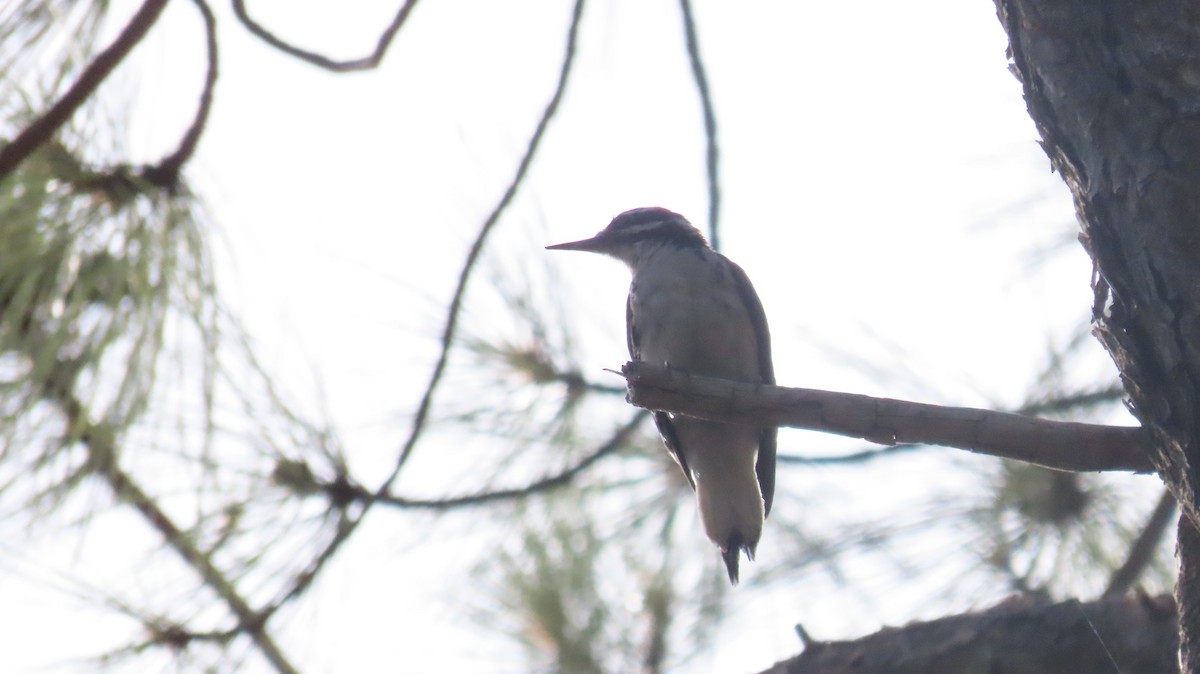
[622,361,1151,473]
[678,0,721,250]
[259,0,588,621]
[0,0,169,183]
[378,412,646,509]
[142,0,219,190]
[380,0,586,493]
[231,0,420,72]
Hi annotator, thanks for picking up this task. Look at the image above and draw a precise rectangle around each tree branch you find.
[621,361,1152,473]
[766,593,1178,674]
[379,0,586,495]
[1106,487,1177,597]
[141,0,218,191]
[0,0,170,184]
[677,0,721,250]
[260,0,588,619]
[378,411,645,509]
[777,386,1129,465]
[231,0,420,72]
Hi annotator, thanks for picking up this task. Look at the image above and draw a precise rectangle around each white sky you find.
[2,0,1148,672]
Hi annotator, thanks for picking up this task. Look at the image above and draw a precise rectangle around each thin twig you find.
[1105,488,1178,597]
[142,0,219,190]
[231,0,420,72]
[261,0,588,618]
[0,0,170,183]
[622,361,1152,473]
[678,0,721,250]
[382,0,586,493]
[379,411,645,509]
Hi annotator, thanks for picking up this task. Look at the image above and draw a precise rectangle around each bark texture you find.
[995,0,1200,668]
[762,593,1178,674]
[995,0,1200,521]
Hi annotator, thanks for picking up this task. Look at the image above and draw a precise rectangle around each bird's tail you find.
[693,457,764,585]
[677,419,765,585]
[720,532,757,585]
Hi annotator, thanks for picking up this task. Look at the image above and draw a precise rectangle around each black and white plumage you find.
[547,207,776,584]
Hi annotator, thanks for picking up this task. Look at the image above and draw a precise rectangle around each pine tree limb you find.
[0,0,169,183]
[621,361,1151,473]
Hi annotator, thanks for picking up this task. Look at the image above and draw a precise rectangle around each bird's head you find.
[546,207,708,265]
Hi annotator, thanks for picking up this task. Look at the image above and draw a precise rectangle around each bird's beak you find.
[545,234,606,252]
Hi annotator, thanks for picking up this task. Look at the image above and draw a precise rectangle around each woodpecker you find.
[547,207,776,584]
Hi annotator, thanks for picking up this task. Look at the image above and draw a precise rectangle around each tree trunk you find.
[995,0,1200,667]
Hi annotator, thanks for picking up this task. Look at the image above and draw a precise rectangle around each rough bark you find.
[997,0,1200,669]
[994,0,1200,525]
[762,593,1178,674]
[1180,516,1200,672]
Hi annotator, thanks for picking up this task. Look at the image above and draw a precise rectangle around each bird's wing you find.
[757,428,777,518]
[654,412,696,491]
[625,291,638,361]
[728,260,777,518]
[627,293,696,491]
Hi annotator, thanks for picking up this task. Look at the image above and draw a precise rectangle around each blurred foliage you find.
[0,131,215,514]
[0,90,347,674]
[475,496,727,674]
[967,460,1173,597]
[0,0,110,91]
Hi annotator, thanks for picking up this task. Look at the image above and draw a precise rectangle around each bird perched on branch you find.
[547,207,776,584]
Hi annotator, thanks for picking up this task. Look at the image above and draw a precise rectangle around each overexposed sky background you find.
[3,0,1146,672]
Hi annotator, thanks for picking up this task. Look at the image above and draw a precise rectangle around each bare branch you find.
[141,0,218,190]
[261,0,588,619]
[379,411,646,509]
[231,0,419,72]
[0,0,170,183]
[380,0,586,494]
[621,361,1152,473]
[677,0,721,250]
[1106,488,1177,597]
[778,386,1128,465]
